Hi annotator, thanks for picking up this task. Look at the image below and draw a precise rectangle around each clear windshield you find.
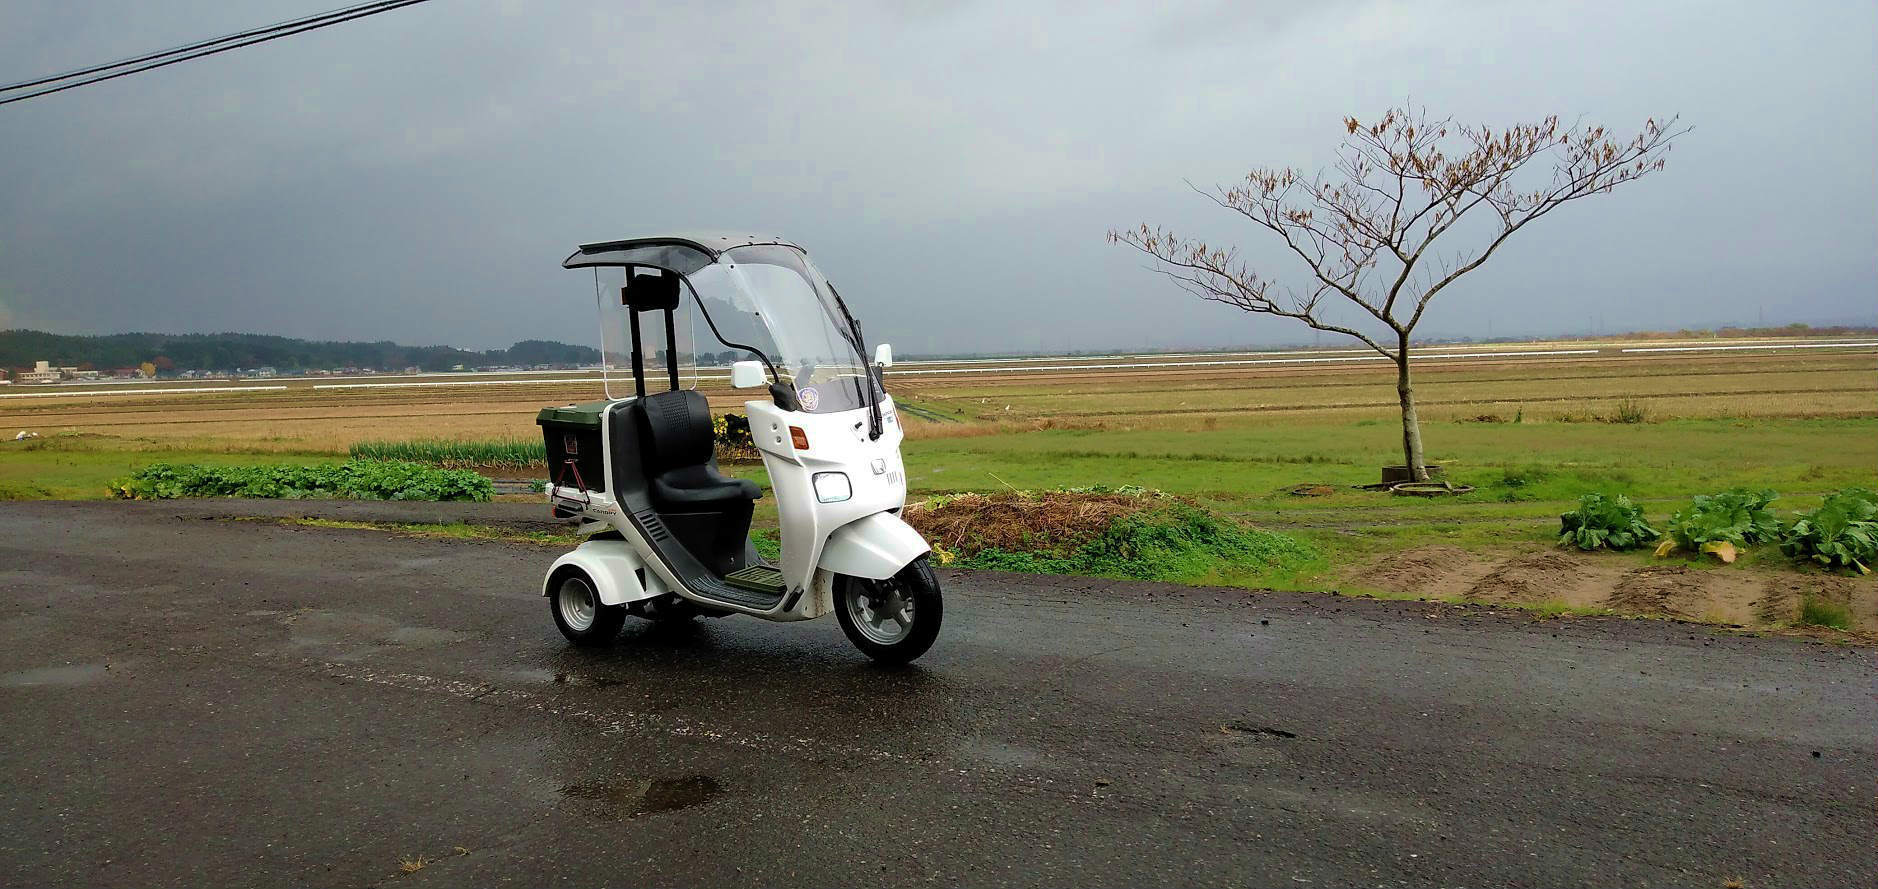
[688,244,877,414]
[590,266,698,400]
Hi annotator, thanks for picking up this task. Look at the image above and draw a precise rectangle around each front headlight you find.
[812,471,852,503]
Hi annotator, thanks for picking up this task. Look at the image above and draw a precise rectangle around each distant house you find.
[16,360,62,384]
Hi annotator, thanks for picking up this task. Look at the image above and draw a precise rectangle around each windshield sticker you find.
[797,386,820,411]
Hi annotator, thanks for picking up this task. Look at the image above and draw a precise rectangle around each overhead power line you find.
[1,0,408,93]
[0,0,438,107]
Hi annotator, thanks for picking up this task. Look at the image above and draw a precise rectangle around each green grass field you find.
[7,345,1870,631]
[0,441,339,500]
[19,413,1862,555]
[903,415,1873,515]
[4,344,1874,629]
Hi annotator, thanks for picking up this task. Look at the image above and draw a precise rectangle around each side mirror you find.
[729,360,767,389]
[873,343,893,368]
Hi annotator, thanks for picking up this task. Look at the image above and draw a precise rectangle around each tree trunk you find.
[1395,339,1427,482]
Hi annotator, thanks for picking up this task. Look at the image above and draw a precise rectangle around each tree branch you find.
[1113,108,1685,363]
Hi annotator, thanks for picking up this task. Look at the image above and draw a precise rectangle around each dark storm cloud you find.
[0,0,1872,354]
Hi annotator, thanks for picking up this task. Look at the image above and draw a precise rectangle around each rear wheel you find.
[549,569,625,645]
[834,556,943,665]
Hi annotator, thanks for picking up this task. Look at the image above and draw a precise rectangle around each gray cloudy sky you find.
[1,0,1873,355]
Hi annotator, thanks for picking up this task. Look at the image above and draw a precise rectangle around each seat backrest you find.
[637,389,714,473]
[623,269,682,311]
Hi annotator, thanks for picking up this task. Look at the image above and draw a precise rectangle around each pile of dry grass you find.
[903,490,1170,556]
[714,441,763,464]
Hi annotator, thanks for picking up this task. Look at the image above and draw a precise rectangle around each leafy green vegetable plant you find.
[112,461,494,502]
[1780,487,1878,574]
[1661,488,1780,560]
[1558,492,1659,551]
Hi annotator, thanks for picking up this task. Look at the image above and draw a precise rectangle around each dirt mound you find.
[1350,545,1484,595]
[903,491,1166,556]
[1753,573,1857,625]
[1341,543,1874,631]
[1607,566,1704,618]
[1467,551,1604,605]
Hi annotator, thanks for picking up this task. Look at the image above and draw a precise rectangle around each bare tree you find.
[1112,107,1686,481]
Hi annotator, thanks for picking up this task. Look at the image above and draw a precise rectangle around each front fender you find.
[818,511,930,580]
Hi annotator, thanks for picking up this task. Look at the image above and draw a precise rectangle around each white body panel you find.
[542,394,926,622]
[747,394,920,614]
[542,537,668,605]
[819,511,929,579]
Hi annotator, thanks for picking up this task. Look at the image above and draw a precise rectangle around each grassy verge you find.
[906,490,1325,588]
[240,516,577,546]
[218,487,1867,636]
[6,416,1872,633]
[1798,596,1854,630]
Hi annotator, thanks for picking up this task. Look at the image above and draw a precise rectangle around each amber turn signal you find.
[789,426,809,450]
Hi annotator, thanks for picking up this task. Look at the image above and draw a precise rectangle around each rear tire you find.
[834,556,943,665]
[549,568,625,645]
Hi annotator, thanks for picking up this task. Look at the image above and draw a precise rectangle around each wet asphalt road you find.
[0,500,1872,888]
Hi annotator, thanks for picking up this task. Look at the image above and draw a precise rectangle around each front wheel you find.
[833,556,943,665]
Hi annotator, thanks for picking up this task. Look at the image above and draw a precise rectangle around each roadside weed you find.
[1797,596,1854,630]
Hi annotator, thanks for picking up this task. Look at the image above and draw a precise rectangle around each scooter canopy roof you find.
[563,232,806,276]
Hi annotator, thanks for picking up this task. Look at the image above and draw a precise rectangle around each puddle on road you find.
[1,662,112,687]
[560,775,721,818]
[383,626,466,645]
[953,737,1044,768]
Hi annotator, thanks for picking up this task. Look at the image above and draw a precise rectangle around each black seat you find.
[637,389,761,509]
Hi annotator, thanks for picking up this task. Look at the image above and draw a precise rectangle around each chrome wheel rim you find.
[848,576,913,645]
[558,576,597,632]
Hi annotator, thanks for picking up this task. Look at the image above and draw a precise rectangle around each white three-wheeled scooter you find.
[537,233,942,663]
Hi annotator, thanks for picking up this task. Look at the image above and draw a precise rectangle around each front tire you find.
[549,568,625,645]
[834,556,943,665]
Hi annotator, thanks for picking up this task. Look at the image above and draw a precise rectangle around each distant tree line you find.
[0,329,598,373]
[1556,323,1878,342]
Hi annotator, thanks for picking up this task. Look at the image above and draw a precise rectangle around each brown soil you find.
[1752,573,1863,625]
[1607,566,1704,619]
[1347,545,1878,630]
[1466,551,1621,608]
[1348,545,1490,596]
